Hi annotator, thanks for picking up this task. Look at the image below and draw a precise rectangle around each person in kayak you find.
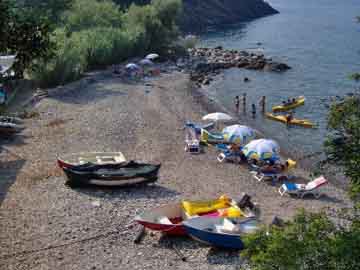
[285,111,294,125]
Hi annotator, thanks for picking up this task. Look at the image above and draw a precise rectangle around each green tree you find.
[64,0,123,33]
[123,0,182,53]
[324,95,360,198]
[20,0,73,23]
[0,0,55,78]
[242,209,360,270]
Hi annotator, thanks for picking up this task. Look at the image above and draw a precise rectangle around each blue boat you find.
[183,217,258,249]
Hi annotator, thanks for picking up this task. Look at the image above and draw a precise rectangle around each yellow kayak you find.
[265,112,316,128]
[272,96,305,112]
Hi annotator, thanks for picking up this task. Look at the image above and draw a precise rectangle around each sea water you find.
[199,0,360,161]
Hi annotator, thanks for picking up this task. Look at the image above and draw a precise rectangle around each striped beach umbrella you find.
[243,139,280,160]
[222,125,255,145]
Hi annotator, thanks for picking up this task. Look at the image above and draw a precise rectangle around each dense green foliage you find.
[242,209,360,270]
[324,95,360,198]
[29,0,182,87]
[20,0,73,23]
[0,0,55,78]
[63,0,123,33]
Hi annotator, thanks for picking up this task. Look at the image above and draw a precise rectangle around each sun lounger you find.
[184,121,214,135]
[278,176,328,198]
[185,125,201,154]
[200,129,225,145]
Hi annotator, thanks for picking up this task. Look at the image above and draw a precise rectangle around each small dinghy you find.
[57,152,126,169]
[0,122,24,135]
[135,203,186,236]
[63,161,161,187]
[183,217,259,249]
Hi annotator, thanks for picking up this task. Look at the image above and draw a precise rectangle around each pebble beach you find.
[0,69,353,269]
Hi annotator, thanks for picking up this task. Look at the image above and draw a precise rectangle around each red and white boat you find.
[134,203,186,236]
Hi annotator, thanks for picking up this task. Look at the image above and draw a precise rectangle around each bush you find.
[324,94,360,198]
[123,0,182,53]
[75,27,136,69]
[29,0,183,87]
[30,29,87,88]
[349,73,360,81]
[64,0,123,33]
[242,209,360,270]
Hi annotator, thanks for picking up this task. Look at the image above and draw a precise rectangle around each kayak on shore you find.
[272,96,305,112]
[265,112,316,128]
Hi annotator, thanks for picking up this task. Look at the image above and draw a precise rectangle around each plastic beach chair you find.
[185,126,200,154]
[184,121,214,135]
[278,176,328,198]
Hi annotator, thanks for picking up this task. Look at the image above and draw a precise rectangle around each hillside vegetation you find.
[28,0,182,87]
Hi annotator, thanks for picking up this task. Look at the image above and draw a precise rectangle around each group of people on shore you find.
[234,93,266,118]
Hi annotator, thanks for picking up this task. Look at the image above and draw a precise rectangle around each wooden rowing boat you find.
[57,152,126,169]
[62,161,161,187]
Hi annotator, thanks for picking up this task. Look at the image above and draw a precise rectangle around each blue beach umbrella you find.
[243,139,280,160]
[222,125,255,145]
[125,63,141,70]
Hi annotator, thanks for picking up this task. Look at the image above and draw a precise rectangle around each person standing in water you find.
[234,96,240,113]
[251,103,256,118]
[259,96,266,113]
[241,93,247,113]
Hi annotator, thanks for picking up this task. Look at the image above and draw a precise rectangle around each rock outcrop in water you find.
[180,0,279,32]
[189,47,291,87]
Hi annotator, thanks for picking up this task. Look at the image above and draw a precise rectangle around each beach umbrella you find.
[222,125,256,145]
[125,63,140,70]
[139,59,154,66]
[202,112,232,122]
[145,53,159,60]
[243,139,280,160]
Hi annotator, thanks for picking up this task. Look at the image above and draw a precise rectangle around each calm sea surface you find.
[200,0,360,159]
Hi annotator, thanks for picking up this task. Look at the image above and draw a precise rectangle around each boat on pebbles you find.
[57,152,126,169]
[62,160,161,188]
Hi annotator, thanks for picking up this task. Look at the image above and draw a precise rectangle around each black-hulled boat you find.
[0,121,24,135]
[63,161,161,187]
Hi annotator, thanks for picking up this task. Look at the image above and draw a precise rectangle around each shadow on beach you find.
[0,154,26,206]
[207,247,243,266]
[50,85,127,105]
[71,183,181,201]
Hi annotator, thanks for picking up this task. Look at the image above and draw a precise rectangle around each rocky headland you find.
[115,0,279,32]
[188,47,291,87]
[179,0,279,32]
